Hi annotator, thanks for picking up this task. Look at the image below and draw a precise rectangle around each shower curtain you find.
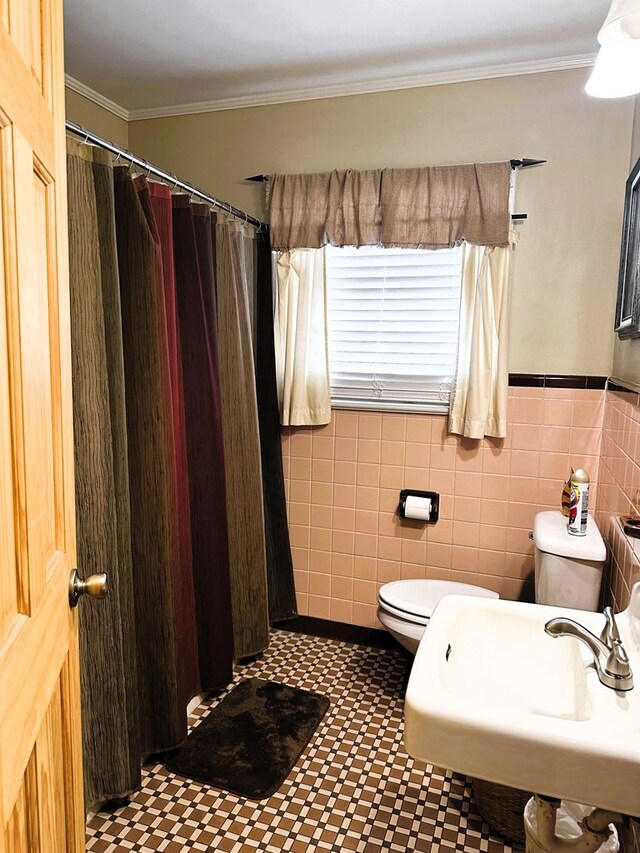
[171,195,234,683]
[215,215,270,658]
[67,139,141,808]
[113,166,190,754]
[66,141,296,808]
[145,182,201,708]
[255,232,297,622]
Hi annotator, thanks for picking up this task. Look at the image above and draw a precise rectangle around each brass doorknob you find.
[68,569,108,608]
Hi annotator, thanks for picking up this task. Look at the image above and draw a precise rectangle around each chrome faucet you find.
[545,606,634,691]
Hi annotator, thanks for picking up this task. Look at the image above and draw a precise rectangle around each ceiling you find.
[63,0,609,115]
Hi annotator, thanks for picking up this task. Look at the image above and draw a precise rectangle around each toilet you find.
[533,510,607,611]
[378,510,608,654]
[377,580,499,653]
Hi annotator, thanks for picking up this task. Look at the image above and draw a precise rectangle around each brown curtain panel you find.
[214,214,269,658]
[268,169,382,250]
[113,166,186,754]
[171,194,234,685]
[380,162,512,248]
[268,162,511,250]
[255,231,297,622]
[67,140,141,810]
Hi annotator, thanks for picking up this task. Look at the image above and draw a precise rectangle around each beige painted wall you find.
[65,87,129,148]
[129,69,632,377]
[612,95,640,387]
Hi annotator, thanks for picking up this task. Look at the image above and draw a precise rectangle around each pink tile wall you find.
[596,388,640,610]
[594,388,640,852]
[282,386,605,628]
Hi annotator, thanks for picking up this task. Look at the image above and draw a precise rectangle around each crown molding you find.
[127,53,597,121]
[66,53,597,125]
[64,74,130,121]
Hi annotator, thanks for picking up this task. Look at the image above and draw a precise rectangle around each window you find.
[325,244,463,413]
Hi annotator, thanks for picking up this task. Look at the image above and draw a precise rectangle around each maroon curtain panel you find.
[145,181,201,708]
[172,194,234,687]
[113,167,191,753]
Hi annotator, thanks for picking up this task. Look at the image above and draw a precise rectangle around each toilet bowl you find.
[377,579,499,653]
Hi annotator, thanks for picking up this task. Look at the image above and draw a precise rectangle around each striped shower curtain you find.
[67,142,296,809]
[114,166,195,755]
[171,195,234,682]
[67,139,141,808]
[215,215,270,658]
[255,232,297,622]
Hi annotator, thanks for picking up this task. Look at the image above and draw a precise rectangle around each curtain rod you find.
[244,159,545,222]
[66,121,267,231]
[244,159,547,183]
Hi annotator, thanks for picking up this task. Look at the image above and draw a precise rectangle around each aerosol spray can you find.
[567,468,590,537]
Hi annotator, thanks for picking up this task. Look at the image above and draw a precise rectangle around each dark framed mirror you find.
[615,155,640,339]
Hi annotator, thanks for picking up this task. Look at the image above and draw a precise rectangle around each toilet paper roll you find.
[404,495,432,521]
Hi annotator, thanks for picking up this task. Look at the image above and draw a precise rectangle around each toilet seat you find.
[378,597,429,627]
[377,579,500,654]
[378,579,499,623]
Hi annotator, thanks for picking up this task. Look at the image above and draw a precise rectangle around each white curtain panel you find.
[274,248,331,426]
[449,236,515,439]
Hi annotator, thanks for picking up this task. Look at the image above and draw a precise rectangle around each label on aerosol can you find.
[567,468,590,537]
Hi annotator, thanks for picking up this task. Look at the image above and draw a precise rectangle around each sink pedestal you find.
[524,795,621,853]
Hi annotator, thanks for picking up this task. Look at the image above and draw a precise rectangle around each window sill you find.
[330,399,449,416]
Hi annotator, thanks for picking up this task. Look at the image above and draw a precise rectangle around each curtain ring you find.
[80,128,90,146]
[113,149,122,166]
[144,160,151,179]
[170,174,179,191]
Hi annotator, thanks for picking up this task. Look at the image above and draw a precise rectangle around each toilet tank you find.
[532,511,607,611]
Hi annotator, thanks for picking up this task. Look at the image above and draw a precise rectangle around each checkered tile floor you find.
[86,630,520,852]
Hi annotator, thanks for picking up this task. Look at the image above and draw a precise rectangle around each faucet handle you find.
[600,606,621,647]
[605,641,631,679]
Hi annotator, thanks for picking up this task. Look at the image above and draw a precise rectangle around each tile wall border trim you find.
[509,373,607,389]
[608,376,640,396]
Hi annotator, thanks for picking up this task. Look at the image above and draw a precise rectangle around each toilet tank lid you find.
[378,580,499,620]
[533,511,606,562]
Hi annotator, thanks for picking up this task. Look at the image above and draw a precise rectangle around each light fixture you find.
[586,0,640,98]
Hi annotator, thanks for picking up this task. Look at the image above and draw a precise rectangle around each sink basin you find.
[404,583,640,817]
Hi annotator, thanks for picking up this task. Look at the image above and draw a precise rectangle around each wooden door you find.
[0,0,85,850]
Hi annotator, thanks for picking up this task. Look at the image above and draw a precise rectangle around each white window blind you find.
[326,244,463,413]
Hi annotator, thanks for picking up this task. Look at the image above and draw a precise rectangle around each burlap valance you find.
[268,161,511,251]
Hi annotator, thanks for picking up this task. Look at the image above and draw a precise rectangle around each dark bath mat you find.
[165,678,330,799]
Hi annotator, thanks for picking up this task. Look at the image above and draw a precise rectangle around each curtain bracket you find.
[510,158,547,169]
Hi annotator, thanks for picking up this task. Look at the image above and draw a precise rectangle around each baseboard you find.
[277,615,398,649]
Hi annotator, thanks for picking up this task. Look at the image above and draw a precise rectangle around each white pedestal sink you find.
[404,584,640,817]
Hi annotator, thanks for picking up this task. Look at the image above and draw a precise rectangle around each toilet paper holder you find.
[398,489,440,523]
